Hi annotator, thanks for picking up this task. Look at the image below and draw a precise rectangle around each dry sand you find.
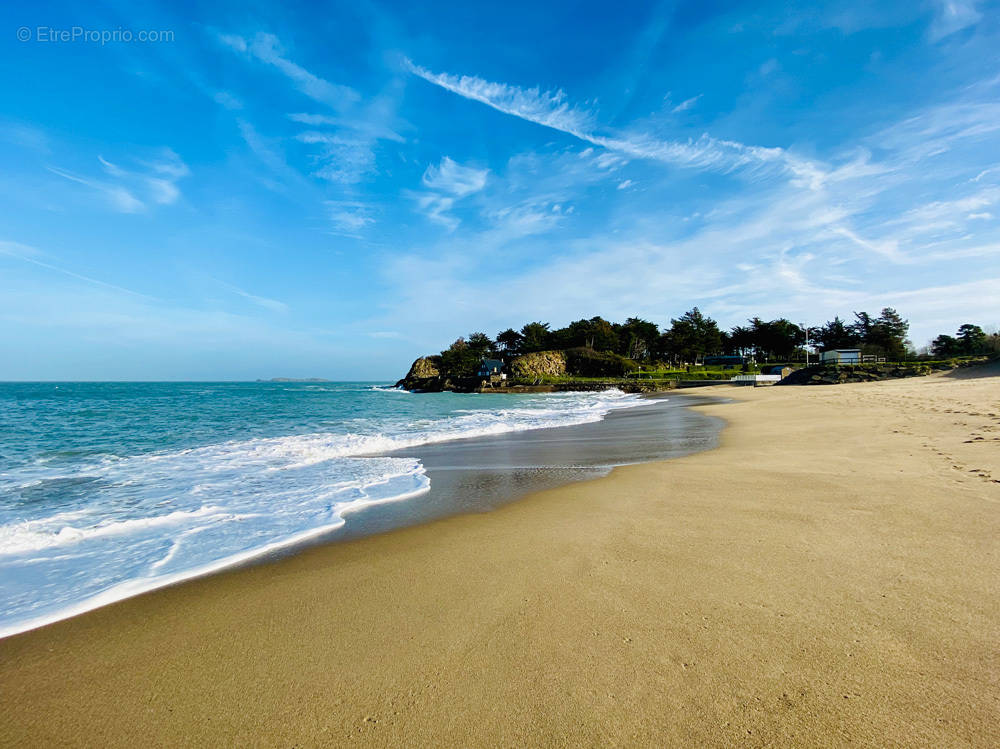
[2,367,998,747]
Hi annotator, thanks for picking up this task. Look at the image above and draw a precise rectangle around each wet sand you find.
[336,392,724,542]
[1,369,998,747]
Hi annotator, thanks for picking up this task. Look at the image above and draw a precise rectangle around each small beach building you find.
[820,349,861,364]
[477,359,505,378]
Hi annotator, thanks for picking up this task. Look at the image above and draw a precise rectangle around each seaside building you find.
[477,359,506,378]
[819,349,862,364]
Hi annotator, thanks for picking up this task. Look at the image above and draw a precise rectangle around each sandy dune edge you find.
[1,369,998,747]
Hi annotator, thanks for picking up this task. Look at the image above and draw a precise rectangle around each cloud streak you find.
[220,32,360,111]
[47,166,145,213]
[215,279,289,313]
[671,94,702,113]
[405,60,825,186]
[47,150,189,213]
[0,240,153,298]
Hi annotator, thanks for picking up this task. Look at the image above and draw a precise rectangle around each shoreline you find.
[2,371,998,745]
[335,392,723,543]
[0,391,722,639]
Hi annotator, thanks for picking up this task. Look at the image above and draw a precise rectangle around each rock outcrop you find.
[406,356,441,379]
[778,359,984,385]
[395,356,448,391]
[508,351,567,379]
[506,349,639,380]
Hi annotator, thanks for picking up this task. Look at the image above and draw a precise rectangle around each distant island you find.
[258,378,332,383]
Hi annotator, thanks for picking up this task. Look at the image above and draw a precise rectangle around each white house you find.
[820,348,861,364]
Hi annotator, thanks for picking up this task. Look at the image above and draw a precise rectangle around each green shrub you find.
[565,347,638,377]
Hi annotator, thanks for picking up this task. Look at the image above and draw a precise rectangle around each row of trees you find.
[930,324,996,357]
[440,307,994,371]
[808,309,911,361]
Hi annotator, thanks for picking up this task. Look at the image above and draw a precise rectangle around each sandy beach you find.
[2,367,998,747]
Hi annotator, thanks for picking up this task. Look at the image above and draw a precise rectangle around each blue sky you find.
[1,0,998,380]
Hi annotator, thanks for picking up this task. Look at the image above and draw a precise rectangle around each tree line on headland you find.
[437,308,998,377]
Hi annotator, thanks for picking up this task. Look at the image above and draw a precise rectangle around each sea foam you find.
[0,386,647,637]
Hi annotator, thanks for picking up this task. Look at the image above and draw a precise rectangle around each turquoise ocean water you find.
[0,382,646,636]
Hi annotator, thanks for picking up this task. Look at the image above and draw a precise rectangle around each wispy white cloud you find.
[671,94,702,113]
[218,32,406,191]
[928,0,982,41]
[409,147,622,246]
[219,32,359,111]
[412,193,457,229]
[213,91,243,110]
[288,113,339,126]
[0,240,153,298]
[288,112,404,143]
[290,109,403,185]
[140,151,189,205]
[325,200,375,234]
[833,226,904,263]
[215,279,289,313]
[972,166,1000,182]
[482,199,564,241]
[217,33,247,52]
[46,149,189,213]
[875,100,1000,162]
[404,59,595,136]
[296,131,377,184]
[902,188,998,224]
[0,240,42,258]
[758,58,780,77]
[405,60,827,188]
[422,157,488,196]
[412,157,489,229]
[235,119,301,190]
[0,122,50,153]
[47,166,145,213]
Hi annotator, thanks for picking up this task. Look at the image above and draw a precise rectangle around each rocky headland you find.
[395,348,660,393]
